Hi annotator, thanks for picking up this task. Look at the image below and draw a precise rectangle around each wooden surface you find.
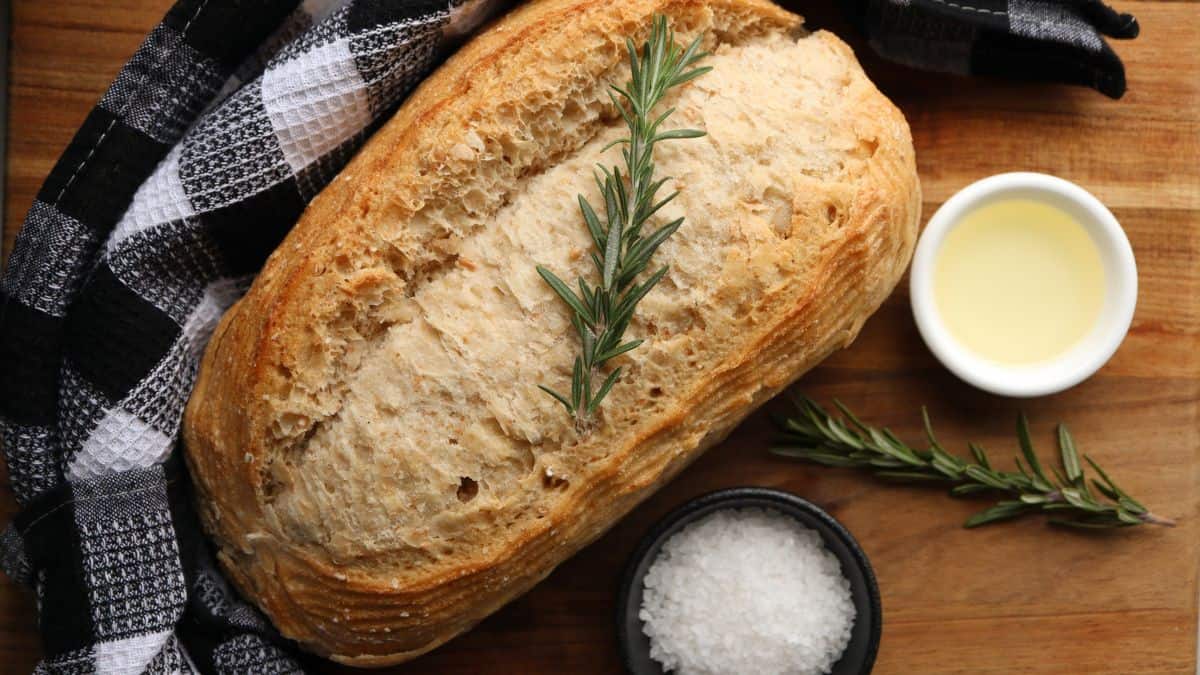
[3,1,1198,673]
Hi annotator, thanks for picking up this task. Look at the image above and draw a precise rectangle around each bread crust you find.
[183,0,920,665]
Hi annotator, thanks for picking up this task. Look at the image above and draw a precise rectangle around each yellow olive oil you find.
[933,199,1106,365]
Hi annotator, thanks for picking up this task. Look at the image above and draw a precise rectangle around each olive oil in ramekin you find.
[932,199,1106,365]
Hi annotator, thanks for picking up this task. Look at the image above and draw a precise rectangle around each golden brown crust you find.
[183,0,919,665]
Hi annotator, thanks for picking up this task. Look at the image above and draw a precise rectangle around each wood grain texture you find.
[2,1,1197,673]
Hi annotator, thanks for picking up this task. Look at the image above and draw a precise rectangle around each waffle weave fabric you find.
[0,2,499,672]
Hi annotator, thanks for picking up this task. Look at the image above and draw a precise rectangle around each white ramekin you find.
[910,172,1137,398]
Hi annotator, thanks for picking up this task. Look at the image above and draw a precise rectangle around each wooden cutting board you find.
[2,1,1197,672]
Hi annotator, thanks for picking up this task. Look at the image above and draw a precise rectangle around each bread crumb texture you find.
[183,0,919,664]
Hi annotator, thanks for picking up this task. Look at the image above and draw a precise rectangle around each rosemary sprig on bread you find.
[773,397,1173,529]
[537,16,710,431]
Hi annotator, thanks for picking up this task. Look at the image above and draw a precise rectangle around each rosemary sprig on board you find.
[773,396,1174,529]
[537,16,710,431]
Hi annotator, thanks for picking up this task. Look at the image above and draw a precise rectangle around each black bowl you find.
[616,487,882,675]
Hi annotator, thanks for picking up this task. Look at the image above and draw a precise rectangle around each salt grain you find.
[639,507,855,675]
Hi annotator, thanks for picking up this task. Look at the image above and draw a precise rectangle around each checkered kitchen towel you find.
[847,0,1140,97]
[0,0,501,672]
[0,0,1136,672]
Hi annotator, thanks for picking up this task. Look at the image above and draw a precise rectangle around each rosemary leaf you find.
[579,196,606,250]
[1016,413,1050,486]
[876,470,948,483]
[965,501,1031,528]
[1058,424,1083,485]
[951,483,993,497]
[589,367,623,416]
[537,385,572,412]
[969,442,991,469]
[537,266,594,326]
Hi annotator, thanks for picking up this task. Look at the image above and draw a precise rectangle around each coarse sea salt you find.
[639,507,855,675]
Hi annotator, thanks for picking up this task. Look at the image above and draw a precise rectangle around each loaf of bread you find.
[183,0,919,664]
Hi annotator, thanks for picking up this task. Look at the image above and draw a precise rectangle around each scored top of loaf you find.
[184,0,918,664]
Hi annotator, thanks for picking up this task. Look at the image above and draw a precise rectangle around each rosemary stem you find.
[772,397,1172,530]
[1141,512,1177,527]
[536,16,710,429]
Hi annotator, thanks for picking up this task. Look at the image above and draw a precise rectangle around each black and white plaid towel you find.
[0,1,502,672]
[847,0,1139,97]
[0,0,1136,672]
